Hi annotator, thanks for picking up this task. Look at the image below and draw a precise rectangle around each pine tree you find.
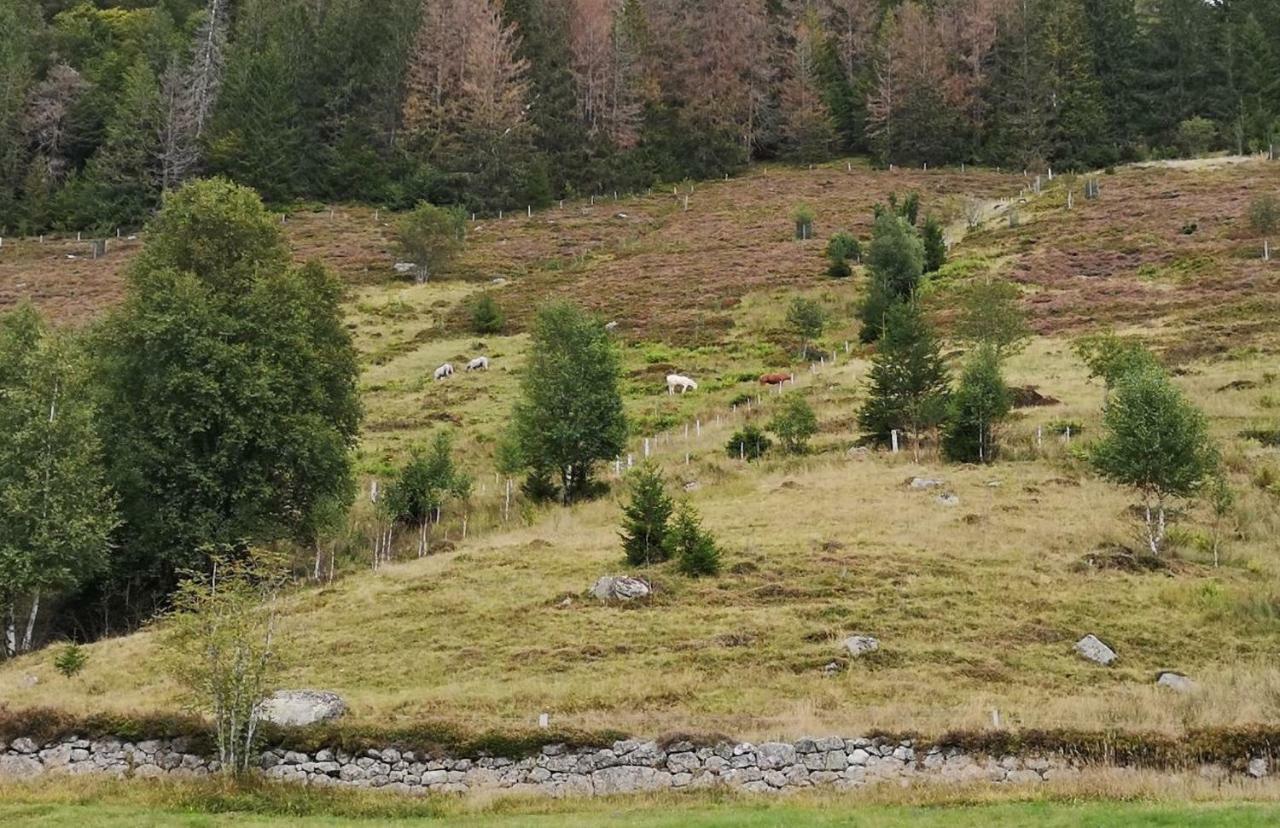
[669,501,720,577]
[943,344,1012,464]
[1228,13,1279,153]
[858,301,950,458]
[1040,0,1108,168]
[1082,0,1142,157]
[619,463,674,567]
[81,58,164,230]
[922,215,946,273]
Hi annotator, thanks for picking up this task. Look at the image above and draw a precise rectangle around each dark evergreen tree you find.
[669,502,720,577]
[859,211,924,342]
[619,463,674,567]
[943,344,1012,464]
[858,301,950,457]
[921,215,946,274]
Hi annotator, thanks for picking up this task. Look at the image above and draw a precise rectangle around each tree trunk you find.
[20,592,40,653]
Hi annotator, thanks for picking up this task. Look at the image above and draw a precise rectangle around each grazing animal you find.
[666,374,698,395]
[760,372,790,386]
[434,363,455,381]
[466,356,490,371]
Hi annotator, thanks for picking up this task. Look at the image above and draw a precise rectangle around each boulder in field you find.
[257,690,348,727]
[1156,671,1195,693]
[590,576,651,602]
[1074,635,1116,666]
[843,635,880,657]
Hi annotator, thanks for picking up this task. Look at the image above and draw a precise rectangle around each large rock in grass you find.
[589,576,651,602]
[1156,672,1195,693]
[1074,635,1116,666]
[257,690,348,727]
[842,635,880,657]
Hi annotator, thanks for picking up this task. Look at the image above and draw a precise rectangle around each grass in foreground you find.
[6,774,1280,827]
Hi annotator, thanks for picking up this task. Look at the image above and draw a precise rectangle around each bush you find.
[619,464,674,567]
[954,280,1030,357]
[53,642,89,679]
[394,202,466,283]
[786,296,826,357]
[469,293,504,335]
[769,395,819,454]
[1176,117,1217,157]
[943,345,1012,463]
[669,502,720,577]
[727,424,772,461]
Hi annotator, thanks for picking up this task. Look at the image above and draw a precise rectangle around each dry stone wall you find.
[1,734,1270,796]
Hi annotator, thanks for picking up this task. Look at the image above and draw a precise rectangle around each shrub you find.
[727,424,772,461]
[769,395,818,454]
[1249,194,1278,259]
[469,293,504,335]
[1176,116,1216,157]
[382,432,472,558]
[669,502,720,577]
[1074,333,1161,399]
[943,344,1012,463]
[619,464,674,567]
[826,232,861,277]
[1090,367,1219,556]
[53,642,89,679]
[394,202,466,283]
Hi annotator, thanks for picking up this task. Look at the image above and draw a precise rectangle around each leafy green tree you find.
[943,345,1012,464]
[94,179,360,631]
[395,202,467,283]
[726,424,772,461]
[954,280,1031,358]
[1073,332,1160,401]
[384,432,472,558]
[1090,367,1218,556]
[470,293,505,335]
[825,232,861,278]
[669,501,720,577]
[619,463,673,567]
[769,395,819,454]
[509,303,626,504]
[859,212,924,342]
[0,304,117,657]
[858,301,950,458]
[163,549,289,775]
[786,296,826,358]
[921,215,946,274]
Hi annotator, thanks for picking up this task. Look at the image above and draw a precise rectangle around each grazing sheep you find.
[666,374,698,394]
[434,363,455,381]
[466,356,490,371]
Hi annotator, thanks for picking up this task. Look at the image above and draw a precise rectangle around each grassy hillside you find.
[1,158,1278,741]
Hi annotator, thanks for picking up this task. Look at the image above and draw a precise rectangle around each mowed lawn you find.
[3,800,1280,827]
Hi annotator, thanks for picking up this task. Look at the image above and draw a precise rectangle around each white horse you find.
[466,356,490,371]
[666,374,698,395]
[434,363,454,381]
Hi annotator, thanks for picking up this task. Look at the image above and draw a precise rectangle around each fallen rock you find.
[1011,385,1060,407]
[909,477,945,490]
[936,493,961,507]
[257,690,348,727]
[1156,672,1195,693]
[589,576,651,602]
[682,481,701,492]
[821,661,843,677]
[1248,757,1269,778]
[20,674,38,688]
[392,262,417,274]
[842,635,880,657]
[1074,635,1116,666]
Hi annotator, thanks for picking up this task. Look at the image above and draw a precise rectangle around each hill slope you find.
[1,159,1279,741]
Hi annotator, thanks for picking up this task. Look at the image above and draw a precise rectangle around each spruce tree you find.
[619,463,674,567]
[943,344,1012,464]
[669,501,720,577]
[80,58,163,230]
[1040,0,1109,168]
[858,301,950,458]
[922,216,946,274]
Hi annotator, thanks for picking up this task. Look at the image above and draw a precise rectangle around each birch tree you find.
[0,304,116,659]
